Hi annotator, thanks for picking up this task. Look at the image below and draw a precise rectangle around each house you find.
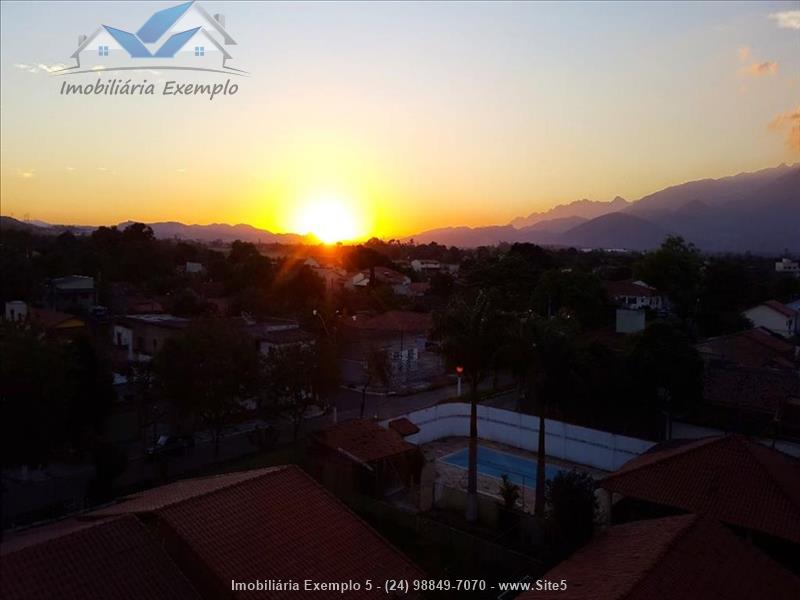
[775,257,800,276]
[4,301,86,338]
[113,314,189,361]
[311,420,424,498]
[1,466,424,599]
[184,261,203,275]
[518,515,800,600]
[45,275,96,311]
[340,311,443,392]
[599,435,800,547]
[695,327,796,370]
[347,267,412,296]
[743,300,799,338]
[241,317,315,354]
[67,1,238,71]
[410,259,441,274]
[603,279,666,312]
[305,258,348,294]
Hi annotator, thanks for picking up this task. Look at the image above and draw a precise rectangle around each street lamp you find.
[455,365,464,397]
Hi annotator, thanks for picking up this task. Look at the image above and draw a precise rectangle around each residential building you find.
[45,275,96,312]
[340,311,443,393]
[695,327,797,369]
[347,267,412,296]
[184,261,204,275]
[599,435,800,547]
[241,317,315,354]
[311,419,424,498]
[775,257,800,276]
[604,279,666,311]
[410,259,441,273]
[4,301,86,338]
[518,515,800,600]
[113,314,189,361]
[743,300,799,338]
[1,466,424,599]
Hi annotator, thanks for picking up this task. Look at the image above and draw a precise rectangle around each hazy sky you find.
[1,1,798,239]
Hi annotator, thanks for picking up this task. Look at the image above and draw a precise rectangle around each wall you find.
[382,403,656,472]
[744,305,796,338]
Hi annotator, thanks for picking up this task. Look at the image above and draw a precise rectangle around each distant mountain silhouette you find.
[510,196,629,228]
[116,221,312,244]
[407,163,800,252]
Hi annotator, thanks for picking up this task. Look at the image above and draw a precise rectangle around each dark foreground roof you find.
[600,435,800,544]
[518,515,800,600]
[1,515,199,600]
[2,466,423,599]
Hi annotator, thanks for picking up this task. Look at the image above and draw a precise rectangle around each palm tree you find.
[510,314,576,516]
[437,291,506,522]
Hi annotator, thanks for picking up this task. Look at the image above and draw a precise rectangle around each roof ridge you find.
[602,436,726,484]
[620,515,699,600]
[739,438,800,514]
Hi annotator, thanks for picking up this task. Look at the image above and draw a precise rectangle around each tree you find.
[545,471,597,559]
[532,270,610,328]
[627,322,703,438]
[262,344,325,441]
[360,347,390,418]
[436,290,507,521]
[153,320,261,456]
[635,236,702,320]
[499,474,521,510]
[509,315,578,516]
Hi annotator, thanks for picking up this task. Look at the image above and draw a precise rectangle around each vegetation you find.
[545,471,598,560]
[498,474,521,510]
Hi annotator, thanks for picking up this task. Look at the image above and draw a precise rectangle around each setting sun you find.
[292,196,362,243]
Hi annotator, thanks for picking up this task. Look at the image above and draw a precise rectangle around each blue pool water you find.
[440,447,567,487]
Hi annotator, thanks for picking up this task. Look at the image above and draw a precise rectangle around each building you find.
[241,317,315,354]
[775,257,800,276]
[410,259,441,274]
[347,267,412,296]
[695,327,797,370]
[615,308,646,334]
[67,1,238,71]
[1,466,424,599]
[45,275,96,312]
[518,515,800,600]
[4,301,86,338]
[113,314,190,361]
[603,279,666,312]
[743,300,799,338]
[340,311,442,393]
[184,261,204,275]
[311,419,424,498]
[599,435,800,547]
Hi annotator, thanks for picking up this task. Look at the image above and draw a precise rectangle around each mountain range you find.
[406,163,800,252]
[2,163,798,252]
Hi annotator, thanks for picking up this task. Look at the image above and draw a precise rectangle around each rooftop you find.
[518,515,800,600]
[695,327,796,369]
[600,435,800,544]
[314,419,419,463]
[348,310,434,333]
[603,279,660,298]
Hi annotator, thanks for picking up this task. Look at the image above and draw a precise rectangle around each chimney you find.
[78,33,87,46]
[213,13,225,28]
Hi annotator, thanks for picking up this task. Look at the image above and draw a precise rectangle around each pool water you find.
[440,446,568,487]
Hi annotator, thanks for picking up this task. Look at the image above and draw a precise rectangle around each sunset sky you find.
[1,1,798,241]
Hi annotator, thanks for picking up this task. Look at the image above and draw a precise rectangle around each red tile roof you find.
[695,327,796,369]
[703,364,800,419]
[28,307,84,330]
[518,515,800,600]
[0,515,199,600]
[603,279,660,298]
[93,465,423,598]
[349,310,433,333]
[762,300,799,318]
[600,435,800,543]
[315,419,419,463]
[389,417,421,436]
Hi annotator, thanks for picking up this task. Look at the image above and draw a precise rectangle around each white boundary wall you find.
[383,403,656,472]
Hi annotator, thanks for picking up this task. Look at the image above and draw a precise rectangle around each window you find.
[194,46,204,57]
[98,45,108,56]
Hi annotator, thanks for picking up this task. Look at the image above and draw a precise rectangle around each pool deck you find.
[422,436,608,513]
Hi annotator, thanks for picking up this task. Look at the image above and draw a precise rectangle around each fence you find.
[383,403,656,472]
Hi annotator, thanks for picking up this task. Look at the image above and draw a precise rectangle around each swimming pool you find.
[440,446,568,487]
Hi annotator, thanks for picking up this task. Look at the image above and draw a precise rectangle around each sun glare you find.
[293,196,361,243]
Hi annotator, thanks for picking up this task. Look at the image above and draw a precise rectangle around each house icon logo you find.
[59,1,245,75]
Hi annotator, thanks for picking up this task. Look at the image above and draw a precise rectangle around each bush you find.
[499,474,521,509]
[545,470,597,558]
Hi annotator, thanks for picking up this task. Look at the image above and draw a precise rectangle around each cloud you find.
[738,46,751,61]
[768,106,800,153]
[742,61,779,76]
[13,63,69,74]
[769,10,800,30]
